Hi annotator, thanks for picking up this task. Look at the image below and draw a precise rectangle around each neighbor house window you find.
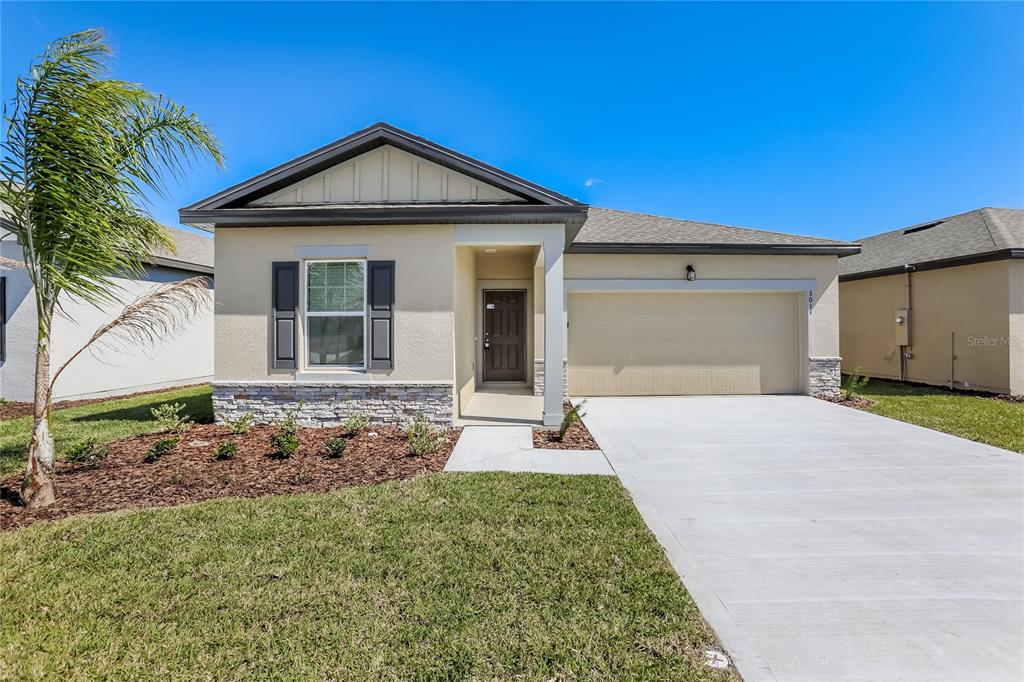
[305,260,365,368]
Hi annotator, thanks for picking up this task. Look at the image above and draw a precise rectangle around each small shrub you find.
[405,413,449,456]
[341,415,370,437]
[144,437,179,463]
[558,400,588,442]
[213,441,238,461]
[269,432,299,459]
[269,407,301,459]
[151,402,193,434]
[841,369,870,400]
[323,437,347,459]
[289,472,314,485]
[224,411,255,435]
[65,439,108,466]
[0,397,8,406]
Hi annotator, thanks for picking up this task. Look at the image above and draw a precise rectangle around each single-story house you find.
[839,207,1023,396]
[0,225,214,402]
[180,122,859,426]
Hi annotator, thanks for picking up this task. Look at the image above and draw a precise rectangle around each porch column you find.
[543,243,565,426]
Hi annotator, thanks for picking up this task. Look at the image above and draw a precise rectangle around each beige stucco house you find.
[180,123,858,426]
[840,208,1023,395]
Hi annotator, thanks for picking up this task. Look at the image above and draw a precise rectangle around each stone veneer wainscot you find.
[808,357,842,399]
[533,359,568,398]
[213,382,454,426]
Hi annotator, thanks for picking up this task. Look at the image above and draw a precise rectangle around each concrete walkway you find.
[581,395,1024,682]
[444,426,612,475]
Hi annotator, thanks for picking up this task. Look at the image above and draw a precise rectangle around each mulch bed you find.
[0,401,34,421]
[0,423,460,531]
[0,384,209,422]
[821,395,876,409]
[532,401,600,450]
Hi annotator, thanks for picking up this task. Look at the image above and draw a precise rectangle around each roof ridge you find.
[855,206,1007,242]
[594,206,846,244]
[977,208,1011,250]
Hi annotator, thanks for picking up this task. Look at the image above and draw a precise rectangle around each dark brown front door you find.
[483,290,526,382]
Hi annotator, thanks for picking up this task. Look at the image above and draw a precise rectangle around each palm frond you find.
[0,28,221,310]
[49,277,212,394]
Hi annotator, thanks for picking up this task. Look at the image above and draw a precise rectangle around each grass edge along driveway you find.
[1,472,738,681]
[853,377,1023,453]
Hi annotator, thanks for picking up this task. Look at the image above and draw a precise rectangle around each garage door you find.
[567,292,801,396]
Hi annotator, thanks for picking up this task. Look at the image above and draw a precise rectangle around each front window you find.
[305,260,365,368]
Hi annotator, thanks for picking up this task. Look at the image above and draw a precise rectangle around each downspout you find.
[900,264,915,382]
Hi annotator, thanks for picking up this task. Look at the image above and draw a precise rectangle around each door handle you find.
[484,334,490,351]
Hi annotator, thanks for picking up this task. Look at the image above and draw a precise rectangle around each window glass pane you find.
[307,262,364,312]
[307,316,364,366]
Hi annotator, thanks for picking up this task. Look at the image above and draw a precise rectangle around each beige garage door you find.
[568,292,801,396]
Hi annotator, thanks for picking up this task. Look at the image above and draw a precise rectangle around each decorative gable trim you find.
[181,123,583,228]
[250,145,524,207]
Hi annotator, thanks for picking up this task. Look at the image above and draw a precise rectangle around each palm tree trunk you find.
[22,336,56,508]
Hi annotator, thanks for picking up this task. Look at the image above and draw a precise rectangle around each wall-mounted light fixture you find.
[685,265,696,281]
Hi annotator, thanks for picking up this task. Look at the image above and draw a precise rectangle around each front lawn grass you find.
[0,385,212,476]
[854,378,1023,452]
[0,472,735,681]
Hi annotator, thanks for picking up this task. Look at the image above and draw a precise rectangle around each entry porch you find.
[453,225,565,426]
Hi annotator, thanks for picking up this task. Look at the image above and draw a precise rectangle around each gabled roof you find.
[180,122,586,227]
[569,207,860,256]
[838,208,1024,280]
[2,200,212,275]
[149,228,214,275]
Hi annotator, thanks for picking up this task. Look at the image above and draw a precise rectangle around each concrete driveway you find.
[581,396,1023,682]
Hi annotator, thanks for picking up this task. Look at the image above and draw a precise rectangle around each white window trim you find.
[303,258,368,371]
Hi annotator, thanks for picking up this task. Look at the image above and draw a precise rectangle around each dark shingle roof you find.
[570,207,858,255]
[838,208,1024,279]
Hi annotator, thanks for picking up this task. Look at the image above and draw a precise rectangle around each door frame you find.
[477,283,530,387]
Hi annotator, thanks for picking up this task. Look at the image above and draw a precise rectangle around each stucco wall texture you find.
[214,225,455,383]
[840,259,1019,395]
[1,245,213,402]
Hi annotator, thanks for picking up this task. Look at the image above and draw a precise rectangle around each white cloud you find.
[584,178,603,187]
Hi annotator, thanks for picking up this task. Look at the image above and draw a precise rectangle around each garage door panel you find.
[568,292,800,395]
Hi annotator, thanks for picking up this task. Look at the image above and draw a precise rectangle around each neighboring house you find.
[180,122,859,426]
[0,226,214,402]
[839,208,1023,395]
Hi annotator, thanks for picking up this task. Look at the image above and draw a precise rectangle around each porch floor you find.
[456,387,543,426]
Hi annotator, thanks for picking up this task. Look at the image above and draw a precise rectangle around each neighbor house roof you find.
[149,228,214,275]
[838,208,1024,281]
[569,207,860,256]
[2,200,212,276]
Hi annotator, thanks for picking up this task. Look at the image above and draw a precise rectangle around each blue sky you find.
[2,2,1022,241]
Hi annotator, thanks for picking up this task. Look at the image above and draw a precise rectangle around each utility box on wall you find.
[894,308,910,346]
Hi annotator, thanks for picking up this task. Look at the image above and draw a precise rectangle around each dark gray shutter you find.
[272,262,298,369]
[367,260,395,369]
[1,276,6,363]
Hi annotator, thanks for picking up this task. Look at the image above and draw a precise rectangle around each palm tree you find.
[0,29,222,507]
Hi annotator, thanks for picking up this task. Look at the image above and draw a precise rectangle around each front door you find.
[483,290,526,382]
